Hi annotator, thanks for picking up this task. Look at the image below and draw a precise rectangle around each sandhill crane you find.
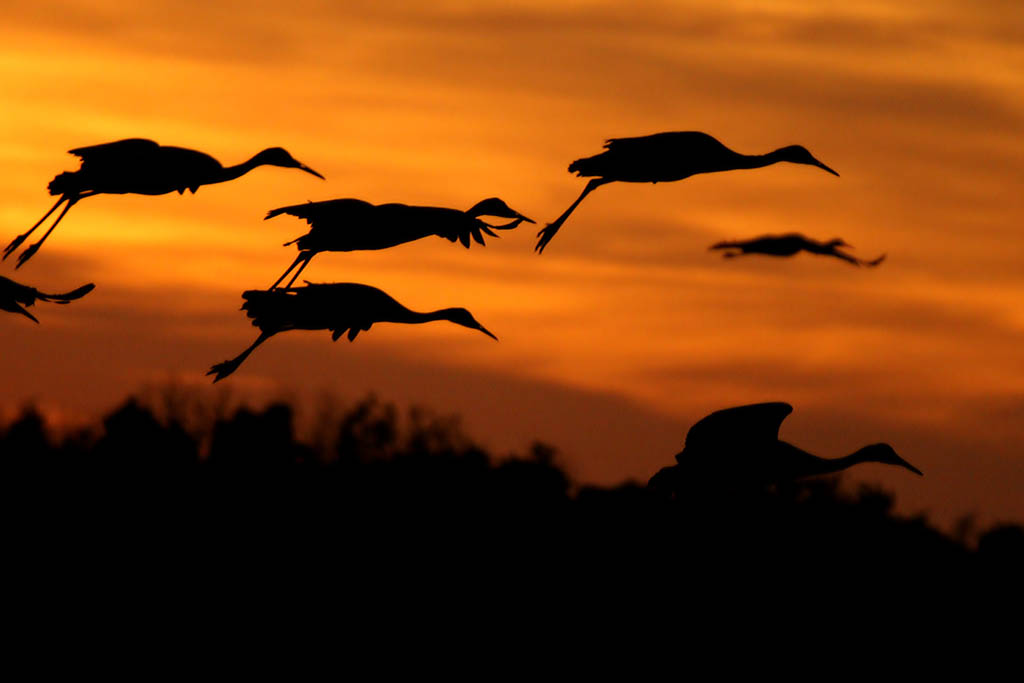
[647,402,921,496]
[0,276,94,323]
[709,233,885,267]
[265,197,533,289]
[536,131,839,253]
[207,282,498,382]
[5,138,324,268]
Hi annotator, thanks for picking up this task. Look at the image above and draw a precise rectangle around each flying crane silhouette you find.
[648,402,922,497]
[265,197,533,289]
[4,138,324,268]
[0,276,95,323]
[709,233,886,267]
[207,282,498,382]
[535,131,839,253]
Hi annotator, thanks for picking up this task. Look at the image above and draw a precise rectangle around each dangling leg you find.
[270,251,312,290]
[4,196,67,260]
[15,197,81,269]
[535,178,611,254]
[284,253,314,289]
[207,331,274,383]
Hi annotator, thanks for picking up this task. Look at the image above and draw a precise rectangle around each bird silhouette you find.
[0,276,95,323]
[265,197,534,289]
[648,402,921,496]
[5,138,324,268]
[207,282,498,382]
[709,233,885,267]
[536,131,839,253]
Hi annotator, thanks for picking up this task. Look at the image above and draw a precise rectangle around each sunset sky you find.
[1,1,1021,527]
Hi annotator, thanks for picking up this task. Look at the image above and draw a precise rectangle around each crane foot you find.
[15,242,41,269]
[206,359,239,383]
[3,234,28,260]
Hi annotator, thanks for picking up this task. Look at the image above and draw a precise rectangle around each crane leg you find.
[535,178,610,254]
[207,331,273,383]
[3,196,68,261]
[14,197,80,269]
[270,252,312,290]
[284,254,313,289]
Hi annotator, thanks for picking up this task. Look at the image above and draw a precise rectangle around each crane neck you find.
[738,149,789,171]
[383,307,458,325]
[217,155,266,183]
[806,447,879,476]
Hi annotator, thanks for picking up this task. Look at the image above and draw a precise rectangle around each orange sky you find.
[1,1,1022,528]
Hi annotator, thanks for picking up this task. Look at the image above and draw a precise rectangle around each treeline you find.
[1,393,1021,569]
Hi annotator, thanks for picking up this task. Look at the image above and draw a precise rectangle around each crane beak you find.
[296,162,325,180]
[896,455,924,476]
[812,157,840,177]
[476,323,499,341]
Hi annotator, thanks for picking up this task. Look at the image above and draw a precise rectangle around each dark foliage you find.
[2,394,1019,598]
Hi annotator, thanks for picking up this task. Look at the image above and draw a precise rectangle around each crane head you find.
[776,145,840,177]
[444,308,498,340]
[255,148,325,179]
[827,238,852,249]
[858,443,923,476]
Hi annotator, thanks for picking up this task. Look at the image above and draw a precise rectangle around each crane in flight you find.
[0,276,95,323]
[5,138,324,268]
[647,402,921,497]
[536,131,838,253]
[207,282,498,382]
[265,197,533,289]
[709,233,885,267]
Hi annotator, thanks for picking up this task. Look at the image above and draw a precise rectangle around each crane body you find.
[536,131,839,253]
[266,197,533,289]
[5,138,323,268]
[207,282,498,382]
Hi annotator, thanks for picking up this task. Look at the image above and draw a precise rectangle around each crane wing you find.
[265,198,376,225]
[604,131,734,157]
[676,402,793,464]
[68,139,160,165]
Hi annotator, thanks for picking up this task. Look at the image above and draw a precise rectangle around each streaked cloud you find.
[1,0,1021,526]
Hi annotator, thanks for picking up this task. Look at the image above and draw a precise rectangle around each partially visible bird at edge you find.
[207,282,498,383]
[648,402,922,498]
[0,276,95,323]
[5,138,324,268]
[710,233,885,267]
[536,131,839,254]
[266,197,533,289]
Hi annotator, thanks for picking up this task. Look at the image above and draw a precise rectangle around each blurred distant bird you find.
[648,402,921,496]
[0,276,94,323]
[709,233,885,267]
[536,131,839,253]
[207,282,498,382]
[5,138,324,268]
[266,197,533,289]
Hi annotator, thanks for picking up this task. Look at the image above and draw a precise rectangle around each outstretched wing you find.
[242,282,398,333]
[69,139,161,167]
[677,402,793,464]
[265,198,376,225]
[604,131,736,157]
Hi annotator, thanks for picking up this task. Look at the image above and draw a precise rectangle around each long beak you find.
[476,323,499,341]
[297,162,325,180]
[813,158,840,177]
[514,211,535,225]
[898,456,924,476]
